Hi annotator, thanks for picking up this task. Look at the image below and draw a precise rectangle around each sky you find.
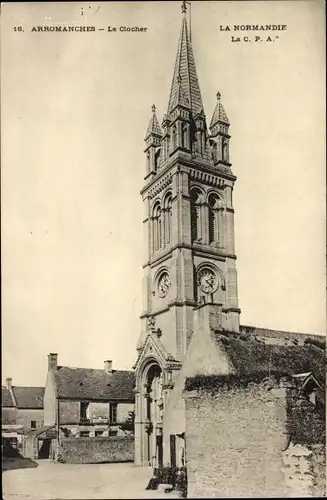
[1,1,326,386]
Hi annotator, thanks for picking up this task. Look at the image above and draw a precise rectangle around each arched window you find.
[190,188,202,242]
[211,142,218,164]
[164,194,172,245]
[182,123,189,149]
[171,126,177,151]
[146,150,150,171]
[208,193,221,244]
[222,139,228,162]
[152,203,162,251]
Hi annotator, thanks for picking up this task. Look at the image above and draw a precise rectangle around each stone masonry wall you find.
[60,435,134,464]
[184,381,289,498]
[283,390,326,497]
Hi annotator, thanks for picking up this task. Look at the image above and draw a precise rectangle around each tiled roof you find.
[12,387,44,409]
[54,367,135,401]
[209,92,230,127]
[145,106,162,140]
[214,332,325,384]
[2,387,14,407]
[26,425,56,438]
[167,14,204,116]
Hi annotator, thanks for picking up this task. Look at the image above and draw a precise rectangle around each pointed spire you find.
[210,91,230,128]
[144,104,163,141]
[167,4,204,116]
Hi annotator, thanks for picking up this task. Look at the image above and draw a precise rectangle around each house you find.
[38,353,135,462]
[2,378,44,456]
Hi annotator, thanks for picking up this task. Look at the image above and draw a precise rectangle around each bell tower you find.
[134,2,240,466]
[137,3,240,361]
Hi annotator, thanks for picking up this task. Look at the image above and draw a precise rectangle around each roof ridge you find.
[58,365,133,372]
[240,324,326,338]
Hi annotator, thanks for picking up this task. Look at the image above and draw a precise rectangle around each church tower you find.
[134,2,240,466]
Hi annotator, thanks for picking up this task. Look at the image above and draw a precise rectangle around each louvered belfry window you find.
[165,195,172,245]
[191,189,201,242]
[208,193,220,244]
[153,203,162,251]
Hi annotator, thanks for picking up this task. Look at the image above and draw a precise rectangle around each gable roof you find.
[214,332,325,384]
[53,367,135,401]
[2,387,14,407]
[12,387,44,409]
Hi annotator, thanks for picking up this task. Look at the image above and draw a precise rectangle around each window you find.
[110,403,118,424]
[190,188,202,242]
[152,203,162,252]
[182,123,189,149]
[208,194,220,244]
[80,431,89,438]
[164,194,172,245]
[109,429,118,437]
[171,126,177,150]
[95,430,103,437]
[31,421,36,430]
[222,139,228,161]
[80,402,89,420]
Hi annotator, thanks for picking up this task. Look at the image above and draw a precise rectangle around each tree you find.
[118,410,135,434]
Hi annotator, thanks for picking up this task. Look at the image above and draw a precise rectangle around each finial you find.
[216,91,221,100]
[181,0,187,14]
[151,104,156,113]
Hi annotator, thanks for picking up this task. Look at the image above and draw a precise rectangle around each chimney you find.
[104,360,113,374]
[48,353,58,371]
[5,377,12,389]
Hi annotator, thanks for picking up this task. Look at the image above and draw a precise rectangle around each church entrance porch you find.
[135,361,164,467]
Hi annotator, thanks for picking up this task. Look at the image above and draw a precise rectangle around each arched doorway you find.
[141,361,164,466]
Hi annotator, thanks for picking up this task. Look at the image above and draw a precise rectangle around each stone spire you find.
[144,104,163,141]
[167,2,204,117]
[209,91,230,128]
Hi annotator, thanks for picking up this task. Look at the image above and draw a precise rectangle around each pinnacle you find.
[210,91,230,128]
[145,104,162,141]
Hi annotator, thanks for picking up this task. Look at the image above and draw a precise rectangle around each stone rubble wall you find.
[59,435,134,464]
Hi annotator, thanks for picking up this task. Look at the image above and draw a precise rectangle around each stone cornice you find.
[189,168,225,189]
[143,244,237,268]
[140,151,237,196]
[222,307,241,314]
[192,245,236,261]
[140,300,197,319]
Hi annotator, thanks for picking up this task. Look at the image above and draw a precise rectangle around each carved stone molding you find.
[148,173,173,199]
[190,168,225,188]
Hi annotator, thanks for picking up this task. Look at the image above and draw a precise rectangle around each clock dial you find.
[197,268,218,294]
[158,272,171,298]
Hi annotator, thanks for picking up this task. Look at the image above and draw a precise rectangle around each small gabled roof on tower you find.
[144,104,163,141]
[169,74,190,111]
[167,2,204,116]
[210,91,230,128]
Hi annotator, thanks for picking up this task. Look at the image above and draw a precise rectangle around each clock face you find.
[158,272,171,298]
[197,268,218,294]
